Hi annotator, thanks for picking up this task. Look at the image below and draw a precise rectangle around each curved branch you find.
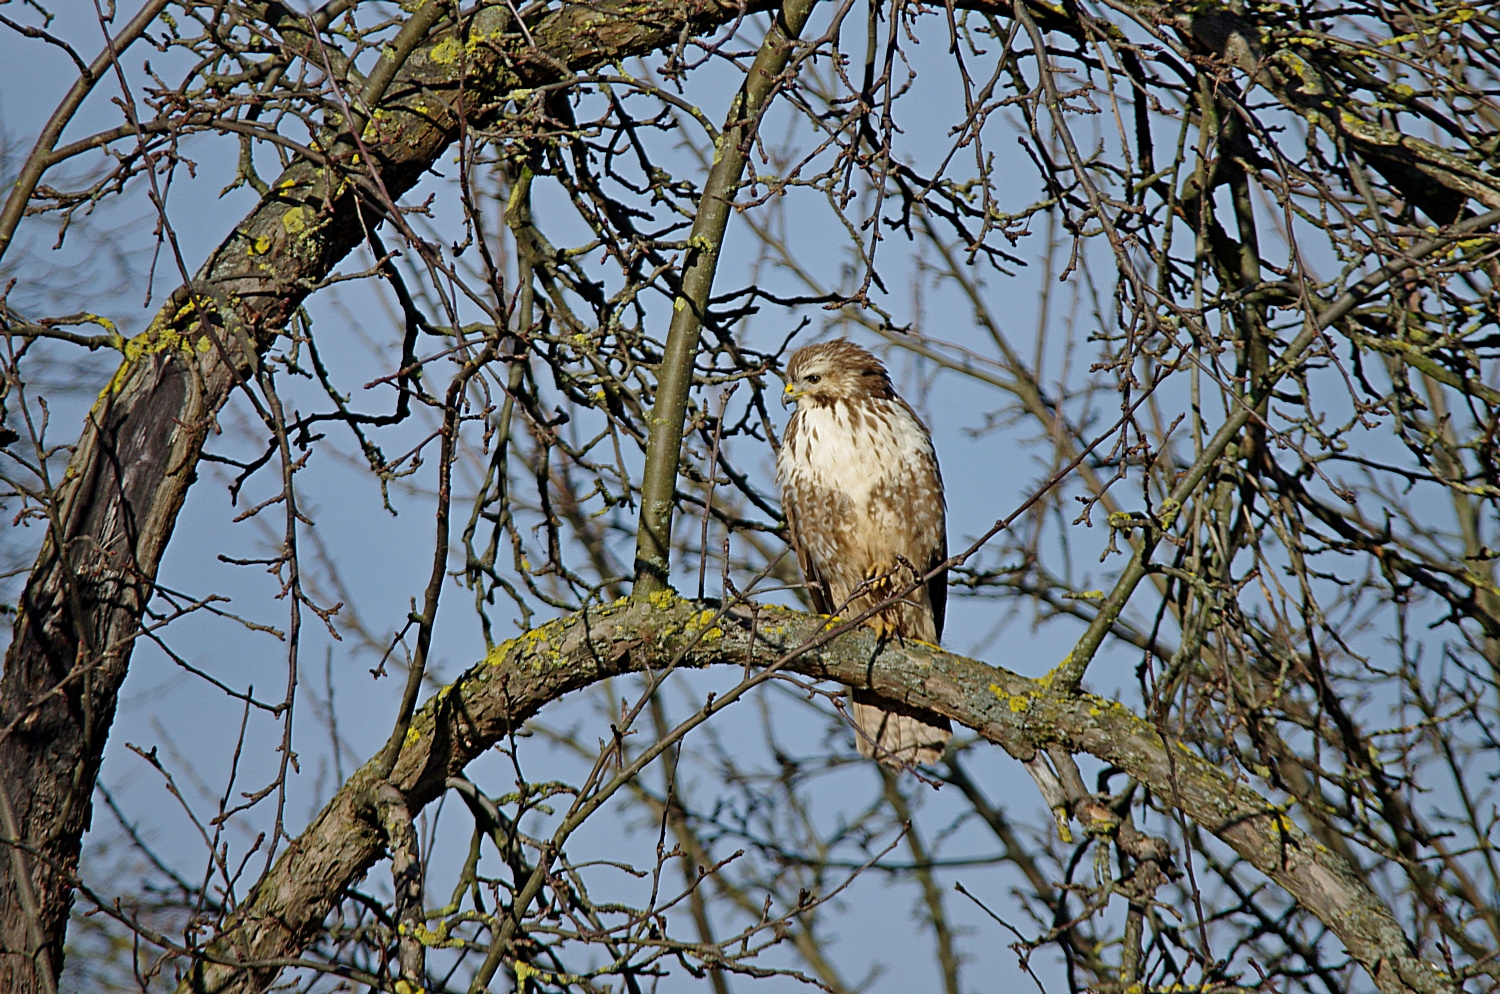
[184,595,1451,994]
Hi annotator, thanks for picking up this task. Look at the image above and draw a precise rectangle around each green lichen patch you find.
[683,608,725,641]
[281,205,312,235]
[99,302,215,399]
[989,682,1031,713]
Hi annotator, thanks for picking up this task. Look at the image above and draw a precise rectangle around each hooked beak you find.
[781,383,801,409]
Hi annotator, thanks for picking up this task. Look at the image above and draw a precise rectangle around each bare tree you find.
[0,0,1497,993]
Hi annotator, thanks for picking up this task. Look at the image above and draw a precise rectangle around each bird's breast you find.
[778,400,932,504]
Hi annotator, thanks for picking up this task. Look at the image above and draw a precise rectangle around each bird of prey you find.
[775,340,952,767]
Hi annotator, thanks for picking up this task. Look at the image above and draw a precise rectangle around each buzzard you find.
[776,340,952,767]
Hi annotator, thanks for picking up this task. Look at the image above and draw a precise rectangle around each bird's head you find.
[781,340,895,409]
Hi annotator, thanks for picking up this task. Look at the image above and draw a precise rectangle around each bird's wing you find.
[908,409,948,642]
[783,484,834,617]
[928,529,947,643]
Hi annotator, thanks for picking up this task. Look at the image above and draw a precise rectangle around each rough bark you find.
[180,595,1453,994]
[1,0,1493,989]
[0,0,774,987]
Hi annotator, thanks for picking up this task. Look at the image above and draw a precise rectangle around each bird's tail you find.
[850,691,952,767]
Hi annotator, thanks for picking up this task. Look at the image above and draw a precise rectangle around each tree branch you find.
[0,0,774,985]
[632,0,821,594]
[182,595,1452,994]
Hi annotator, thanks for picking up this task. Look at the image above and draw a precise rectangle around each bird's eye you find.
[805,374,822,384]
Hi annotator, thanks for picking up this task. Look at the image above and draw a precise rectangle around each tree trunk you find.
[0,1,769,985]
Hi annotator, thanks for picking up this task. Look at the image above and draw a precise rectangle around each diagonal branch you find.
[1053,205,1500,690]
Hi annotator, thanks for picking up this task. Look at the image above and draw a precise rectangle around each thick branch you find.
[183,595,1451,994]
[1154,0,1500,220]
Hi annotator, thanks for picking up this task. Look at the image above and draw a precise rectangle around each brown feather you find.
[777,341,952,767]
